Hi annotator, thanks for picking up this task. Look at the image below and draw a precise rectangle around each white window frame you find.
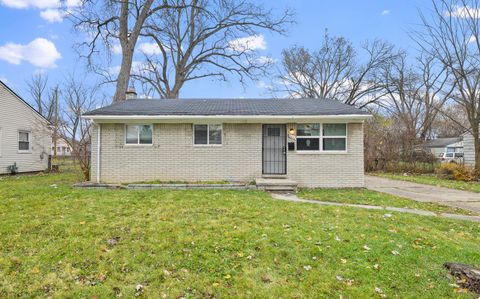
[295,123,348,153]
[193,124,223,146]
[18,130,31,153]
[295,124,321,152]
[124,124,153,146]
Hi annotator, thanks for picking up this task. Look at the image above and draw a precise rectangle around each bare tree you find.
[276,31,398,108]
[432,103,470,137]
[414,0,480,172]
[26,73,48,116]
[129,0,293,98]
[71,0,192,103]
[60,76,100,180]
[26,74,64,158]
[382,52,453,144]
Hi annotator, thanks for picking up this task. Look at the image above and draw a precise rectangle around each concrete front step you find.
[255,178,298,191]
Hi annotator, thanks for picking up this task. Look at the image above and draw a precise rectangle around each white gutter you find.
[83,114,372,121]
[96,123,101,183]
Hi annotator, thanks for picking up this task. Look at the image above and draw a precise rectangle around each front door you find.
[262,124,287,175]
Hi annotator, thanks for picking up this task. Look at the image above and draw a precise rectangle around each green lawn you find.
[373,172,480,193]
[1,170,480,298]
[298,188,478,216]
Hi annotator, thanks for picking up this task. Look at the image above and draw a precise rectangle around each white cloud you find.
[256,56,276,64]
[0,38,61,68]
[111,43,122,55]
[228,34,267,52]
[469,35,477,43]
[65,0,80,7]
[108,61,146,75]
[138,42,162,55]
[1,0,81,22]
[0,0,59,9]
[257,80,272,90]
[450,5,480,18]
[381,10,390,16]
[40,8,63,22]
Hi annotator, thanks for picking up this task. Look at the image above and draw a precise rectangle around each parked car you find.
[439,152,464,163]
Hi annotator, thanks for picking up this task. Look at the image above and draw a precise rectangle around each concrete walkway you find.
[270,192,480,223]
[365,175,480,213]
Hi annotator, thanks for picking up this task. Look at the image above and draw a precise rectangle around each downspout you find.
[96,123,101,183]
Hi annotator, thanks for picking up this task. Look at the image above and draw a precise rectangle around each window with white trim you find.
[125,125,153,145]
[18,131,30,151]
[296,124,320,151]
[296,123,347,151]
[194,124,222,145]
[322,124,347,151]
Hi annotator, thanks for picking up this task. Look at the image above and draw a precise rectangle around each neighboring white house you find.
[83,98,371,188]
[463,130,478,167]
[0,80,51,174]
[423,137,464,157]
[51,137,73,157]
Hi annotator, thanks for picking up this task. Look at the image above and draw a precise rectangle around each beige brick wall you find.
[91,123,263,183]
[91,122,365,187]
[287,123,365,187]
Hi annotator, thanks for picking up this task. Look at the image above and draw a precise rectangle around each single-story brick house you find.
[83,98,371,187]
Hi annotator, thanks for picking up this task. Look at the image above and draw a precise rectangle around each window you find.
[296,123,347,152]
[323,124,347,151]
[296,124,320,151]
[194,124,222,145]
[19,131,30,151]
[125,125,153,145]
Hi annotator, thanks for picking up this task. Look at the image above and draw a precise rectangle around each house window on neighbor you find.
[194,124,222,145]
[322,124,347,151]
[18,131,30,151]
[125,125,153,145]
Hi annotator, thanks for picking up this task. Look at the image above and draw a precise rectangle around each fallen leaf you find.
[363,245,371,251]
[341,258,347,264]
[80,221,86,225]
[303,265,312,271]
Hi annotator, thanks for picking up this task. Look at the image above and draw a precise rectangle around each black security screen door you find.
[262,124,287,174]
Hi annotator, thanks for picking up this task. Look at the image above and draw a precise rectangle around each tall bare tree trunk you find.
[113,47,135,102]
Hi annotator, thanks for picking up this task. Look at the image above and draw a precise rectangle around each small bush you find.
[384,161,439,174]
[435,163,477,182]
[7,163,18,174]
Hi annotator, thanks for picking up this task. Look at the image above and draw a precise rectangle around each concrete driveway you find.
[365,175,480,213]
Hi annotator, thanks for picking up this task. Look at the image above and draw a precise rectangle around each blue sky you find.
[0,0,434,102]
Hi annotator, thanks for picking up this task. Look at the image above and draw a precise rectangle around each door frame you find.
[262,124,287,175]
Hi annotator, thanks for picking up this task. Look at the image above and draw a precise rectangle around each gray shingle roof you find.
[84,98,369,116]
[424,137,463,148]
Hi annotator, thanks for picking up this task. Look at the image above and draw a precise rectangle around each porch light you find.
[289,128,295,135]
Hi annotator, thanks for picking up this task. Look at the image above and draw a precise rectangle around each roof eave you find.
[82,114,372,123]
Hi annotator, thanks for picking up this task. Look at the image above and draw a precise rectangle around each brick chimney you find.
[125,87,137,100]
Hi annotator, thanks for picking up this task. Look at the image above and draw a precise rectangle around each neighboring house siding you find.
[464,132,475,167]
[91,122,365,187]
[0,84,51,174]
